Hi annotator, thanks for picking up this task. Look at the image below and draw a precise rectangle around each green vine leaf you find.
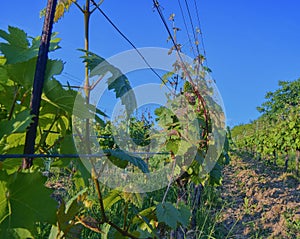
[156,202,191,229]
[6,58,37,89]
[43,78,76,115]
[177,203,191,227]
[103,189,122,210]
[156,202,180,229]
[132,228,153,239]
[53,134,77,167]
[56,189,87,236]
[0,171,57,237]
[0,26,60,64]
[209,162,222,186]
[0,227,34,239]
[105,149,149,173]
[131,206,156,228]
[79,49,137,116]
[0,109,33,139]
[0,26,32,64]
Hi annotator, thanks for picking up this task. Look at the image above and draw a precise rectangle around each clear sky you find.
[1,0,300,127]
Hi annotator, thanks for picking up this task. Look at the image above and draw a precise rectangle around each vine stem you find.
[162,151,176,204]
[153,1,210,148]
[8,85,19,120]
[123,202,129,230]
[92,168,107,222]
[84,0,91,156]
[92,168,139,239]
[107,220,139,239]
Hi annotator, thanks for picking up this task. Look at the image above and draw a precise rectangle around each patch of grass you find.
[242,197,257,215]
[283,210,300,238]
[242,219,273,239]
[191,186,228,239]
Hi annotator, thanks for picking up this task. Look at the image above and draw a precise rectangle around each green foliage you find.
[0,171,57,238]
[43,77,76,114]
[0,23,228,238]
[103,190,122,210]
[129,117,151,147]
[257,79,300,116]
[0,26,80,238]
[0,26,60,64]
[209,162,223,186]
[0,110,33,139]
[80,49,137,116]
[54,189,88,238]
[156,202,191,229]
[156,202,180,229]
[105,149,149,173]
[232,78,300,174]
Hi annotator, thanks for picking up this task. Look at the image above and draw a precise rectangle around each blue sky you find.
[1,0,300,126]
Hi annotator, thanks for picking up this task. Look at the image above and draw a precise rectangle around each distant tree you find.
[257,78,300,119]
[256,79,299,172]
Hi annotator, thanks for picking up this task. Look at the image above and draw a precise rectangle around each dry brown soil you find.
[218,154,300,239]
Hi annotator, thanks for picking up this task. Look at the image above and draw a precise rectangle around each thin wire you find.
[183,0,201,58]
[152,0,185,64]
[63,72,83,83]
[153,0,210,136]
[193,0,208,66]
[0,151,170,161]
[177,0,197,58]
[90,0,172,92]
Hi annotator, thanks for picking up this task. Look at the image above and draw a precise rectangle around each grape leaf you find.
[209,162,222,186]
[79,49,137,116]
[0,227,33,239]
[0,110,33,139]
[133,228,153,239]
[156,202,180,229]
[0,65,8,83]
[0,158,23,175]
[30,32,61,52]
[132,206,156,225]
[103,189,122,210]
[57,189,87,234]
[104,149,149,173]
[0,26,60,64]
[43,78,76,115]
[0,56,6,65]
[0,26,33,64]
[2,133,25,154]
[72,159,91,190]
[6,58,37,88]
[177,203,191,227]
[52,134,77,167]
[0,171,57,236]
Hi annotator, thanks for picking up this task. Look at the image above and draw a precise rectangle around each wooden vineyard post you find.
[22,0,58,169]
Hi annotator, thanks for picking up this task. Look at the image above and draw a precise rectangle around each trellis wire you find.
[0,151,170,161]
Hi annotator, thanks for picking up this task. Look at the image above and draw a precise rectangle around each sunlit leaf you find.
[103,189,122,210]
[79,49,137,115]
[0,110,33,139]
[122,190,143,208]
[0,171,57,236]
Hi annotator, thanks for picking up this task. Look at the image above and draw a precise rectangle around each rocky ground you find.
[218,153,300,239]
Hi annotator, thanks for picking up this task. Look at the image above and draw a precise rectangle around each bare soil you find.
[218,153,300,239]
